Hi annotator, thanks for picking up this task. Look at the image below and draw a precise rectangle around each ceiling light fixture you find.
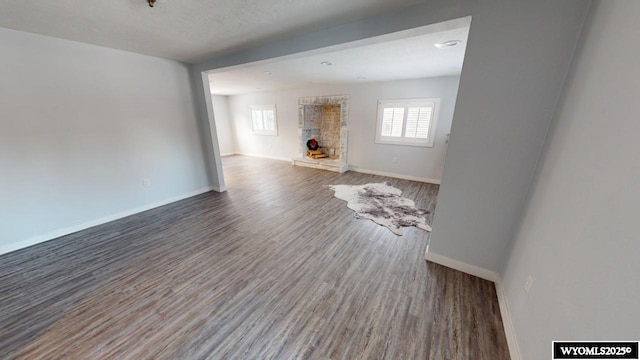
[434,40,462,49]
[357,76,367,80]
[320,61,332,66]
[263,71,272,76]
[147,0,156,7]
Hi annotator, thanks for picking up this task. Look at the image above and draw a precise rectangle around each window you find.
[375,98,440,147]
[250,105,277,136]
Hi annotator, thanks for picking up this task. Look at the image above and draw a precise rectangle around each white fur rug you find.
[325,182,432,236]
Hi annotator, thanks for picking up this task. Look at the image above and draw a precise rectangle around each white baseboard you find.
[230,155,441,184]
[0,186,216,256]
[211,185,227,192]
[349,166,441,185]
[233,152,291,162]
[495,279,522,360]
[424,250,498,281]
[220,152,235,157]
[424,249,521,360]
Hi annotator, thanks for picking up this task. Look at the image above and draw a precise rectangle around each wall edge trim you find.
[0,186,216,256]
[425,250,521,360]
[425,250,498,281]
[234,152,292,162]
[495,279,522,360]
[349,166,441,184]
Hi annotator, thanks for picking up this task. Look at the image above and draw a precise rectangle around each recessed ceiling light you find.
[434,40,462,49]
[357,76,367,80]
[263,71,272,76]
[320,61,332,66]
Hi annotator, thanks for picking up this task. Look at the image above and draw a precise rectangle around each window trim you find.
[250,104,278,136]
[374,98,440,148]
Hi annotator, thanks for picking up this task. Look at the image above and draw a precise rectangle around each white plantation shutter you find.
[252,109,263,130]
[381,107,405,137]
[375,98,439,147]
[250,105,278,135]
[404,106,433,139]
[263,110,275,131]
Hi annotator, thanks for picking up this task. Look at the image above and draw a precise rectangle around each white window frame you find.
[375,98,440,147]
[250,104,278,136]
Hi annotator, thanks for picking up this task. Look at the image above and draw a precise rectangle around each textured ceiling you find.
[208,19,470,95]
[0,0,425,64]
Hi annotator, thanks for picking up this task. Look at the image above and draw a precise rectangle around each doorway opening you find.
[203,16,470,201]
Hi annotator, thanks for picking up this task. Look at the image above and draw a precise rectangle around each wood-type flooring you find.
[0,155,510,359]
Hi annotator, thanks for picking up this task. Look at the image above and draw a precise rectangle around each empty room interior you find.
[1,1,638,359]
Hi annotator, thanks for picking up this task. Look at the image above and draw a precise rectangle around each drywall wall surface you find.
[211,95,235,155]
[227,76,458,181]
[0,27,210,249]
[427,0,590,272]
[502,1,640,358]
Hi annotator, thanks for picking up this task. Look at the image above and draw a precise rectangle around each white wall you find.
[426,1,590,273]
[0,27,210,253]
[211,95,235,156]
[227,77,458,182]
[502,1,640,358]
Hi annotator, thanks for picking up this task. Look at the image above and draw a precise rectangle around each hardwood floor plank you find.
[0,155,510,359]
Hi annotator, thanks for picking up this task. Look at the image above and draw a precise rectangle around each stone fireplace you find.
[292,95,349,173]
